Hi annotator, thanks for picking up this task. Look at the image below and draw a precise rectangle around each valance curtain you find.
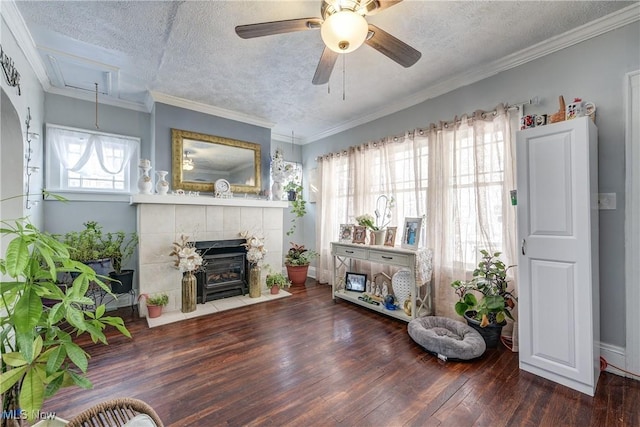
[316,104,518,320]
[48,126,137,175]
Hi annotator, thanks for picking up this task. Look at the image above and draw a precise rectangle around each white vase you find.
[137,161,153,194]
[271,181,284,201]
[392,268,412,308]
[156,170,169,195]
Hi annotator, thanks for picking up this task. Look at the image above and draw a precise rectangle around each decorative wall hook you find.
[0,44,21,95]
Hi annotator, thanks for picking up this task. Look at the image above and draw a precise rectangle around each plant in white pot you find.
[451,250,517,348]
[0,218,131,425]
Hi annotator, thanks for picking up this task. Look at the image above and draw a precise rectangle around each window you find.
[46,124,139,194]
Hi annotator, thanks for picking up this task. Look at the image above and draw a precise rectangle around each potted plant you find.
[0,218,131,425]
[140,293,169,318]
[451,250,517,348]
[285,182,306,236]
[103,230,138,294]
[284,181,301,202]
[61,221,112,276]
[266,271,291,294]
[284,242,318,285]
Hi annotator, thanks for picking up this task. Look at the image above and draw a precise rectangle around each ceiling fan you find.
[235,0,421,85]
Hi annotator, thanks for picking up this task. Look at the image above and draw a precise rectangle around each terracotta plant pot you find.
[147,304,163,318]
[270,286,280,295]
[286,264,309,285]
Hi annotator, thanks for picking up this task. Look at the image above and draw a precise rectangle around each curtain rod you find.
[315,97,539,161]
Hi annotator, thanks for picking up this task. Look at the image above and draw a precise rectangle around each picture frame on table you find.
[352,225,367,244]
[401,217,422,249]
[384,226,397,247]
[345,272,367,292]
[339,224,354,242]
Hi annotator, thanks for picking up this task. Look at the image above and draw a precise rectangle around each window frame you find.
[45,123,140,197]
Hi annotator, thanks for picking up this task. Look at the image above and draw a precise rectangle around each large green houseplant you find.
[0,218,131,424]
[451,250,517,347]
[61,222,138,294]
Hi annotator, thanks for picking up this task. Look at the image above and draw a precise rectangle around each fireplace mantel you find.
[133,194,288,319]
[130,194,289,208]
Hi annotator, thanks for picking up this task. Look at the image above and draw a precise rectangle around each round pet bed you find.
[408,316,486,361]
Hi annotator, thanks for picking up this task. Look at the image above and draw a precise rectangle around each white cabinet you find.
[516,116,600,396]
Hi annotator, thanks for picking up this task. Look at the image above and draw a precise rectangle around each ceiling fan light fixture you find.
[321,10,368,53]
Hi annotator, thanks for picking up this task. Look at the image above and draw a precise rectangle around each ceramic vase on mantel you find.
[271,181,284,201]
[249,264,261,298]
[138,159,153,194]
[182,270,197,313]
[156,170,169,195]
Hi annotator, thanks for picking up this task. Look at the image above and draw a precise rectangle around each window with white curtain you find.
[45,124,139,193]
[317,106,516,319]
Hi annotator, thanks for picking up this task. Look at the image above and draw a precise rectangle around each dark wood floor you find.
[43,281,639,427]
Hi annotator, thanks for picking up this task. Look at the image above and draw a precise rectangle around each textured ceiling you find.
[12,0,636,143]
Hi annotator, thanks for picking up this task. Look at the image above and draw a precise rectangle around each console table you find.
[331,242,433,322]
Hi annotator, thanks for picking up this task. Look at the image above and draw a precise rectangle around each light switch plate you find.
[598,193,616,210]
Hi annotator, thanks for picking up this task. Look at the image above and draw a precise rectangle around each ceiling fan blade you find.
[312,47,339,85]
[235,18,322,39]
[371,0,403,14]
[365,24,421,67]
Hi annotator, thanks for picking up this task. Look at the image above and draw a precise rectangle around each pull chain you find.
[342,54,346,101]
[95,82,99,129]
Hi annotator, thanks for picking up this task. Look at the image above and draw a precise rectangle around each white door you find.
[517,116,600,396]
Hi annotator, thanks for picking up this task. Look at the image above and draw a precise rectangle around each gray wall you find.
[301,22,640,348]
[153,103,272,193]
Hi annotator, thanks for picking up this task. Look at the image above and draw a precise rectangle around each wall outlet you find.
[598,193,616,210]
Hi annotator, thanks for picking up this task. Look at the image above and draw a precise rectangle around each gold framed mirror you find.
[171,129,261,194]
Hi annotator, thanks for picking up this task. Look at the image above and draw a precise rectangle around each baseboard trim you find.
[599,342,631,378]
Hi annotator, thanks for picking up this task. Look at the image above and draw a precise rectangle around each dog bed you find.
[408,316,486,361]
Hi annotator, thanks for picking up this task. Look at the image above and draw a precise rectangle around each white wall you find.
[0,10,45,231]
[302,22,640,349]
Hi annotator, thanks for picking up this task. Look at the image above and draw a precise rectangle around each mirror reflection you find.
[172,129,261,194]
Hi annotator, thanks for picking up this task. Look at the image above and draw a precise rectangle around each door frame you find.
[625,70,640,377]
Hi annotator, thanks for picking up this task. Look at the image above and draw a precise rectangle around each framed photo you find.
[384,226,397,247]
[401,217,423,249]
[345,272,367,292]
[339,224,354,242]
[352,225,367,244]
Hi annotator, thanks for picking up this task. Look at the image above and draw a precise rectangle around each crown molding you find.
[304,3,640,143]
[271,132,304,144]
[46,85,150,113]
[150,91,275,129]
[1,0,50,90]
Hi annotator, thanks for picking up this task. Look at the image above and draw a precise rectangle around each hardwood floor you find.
[43,281,639,426]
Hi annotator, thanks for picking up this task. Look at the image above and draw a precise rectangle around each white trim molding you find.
[150,91,275,130]
[600,343,628,378]
[624,70,640,379]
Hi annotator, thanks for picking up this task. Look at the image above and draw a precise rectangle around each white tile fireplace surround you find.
[131,194,289,318]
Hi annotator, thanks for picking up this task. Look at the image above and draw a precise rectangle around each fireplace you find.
[195,239,248,303]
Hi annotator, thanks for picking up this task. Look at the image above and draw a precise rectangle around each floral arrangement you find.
[356,213,379,231]
[240,230,267,265]
[170,234,203,272]
[271,149,293,183]
[356,195,395,231]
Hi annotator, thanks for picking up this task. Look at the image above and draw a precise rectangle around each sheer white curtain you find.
[427,106,517,319]
[48,126,137,175]
[316,104,518,321]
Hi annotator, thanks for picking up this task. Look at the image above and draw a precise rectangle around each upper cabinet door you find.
[516,117,600,396]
